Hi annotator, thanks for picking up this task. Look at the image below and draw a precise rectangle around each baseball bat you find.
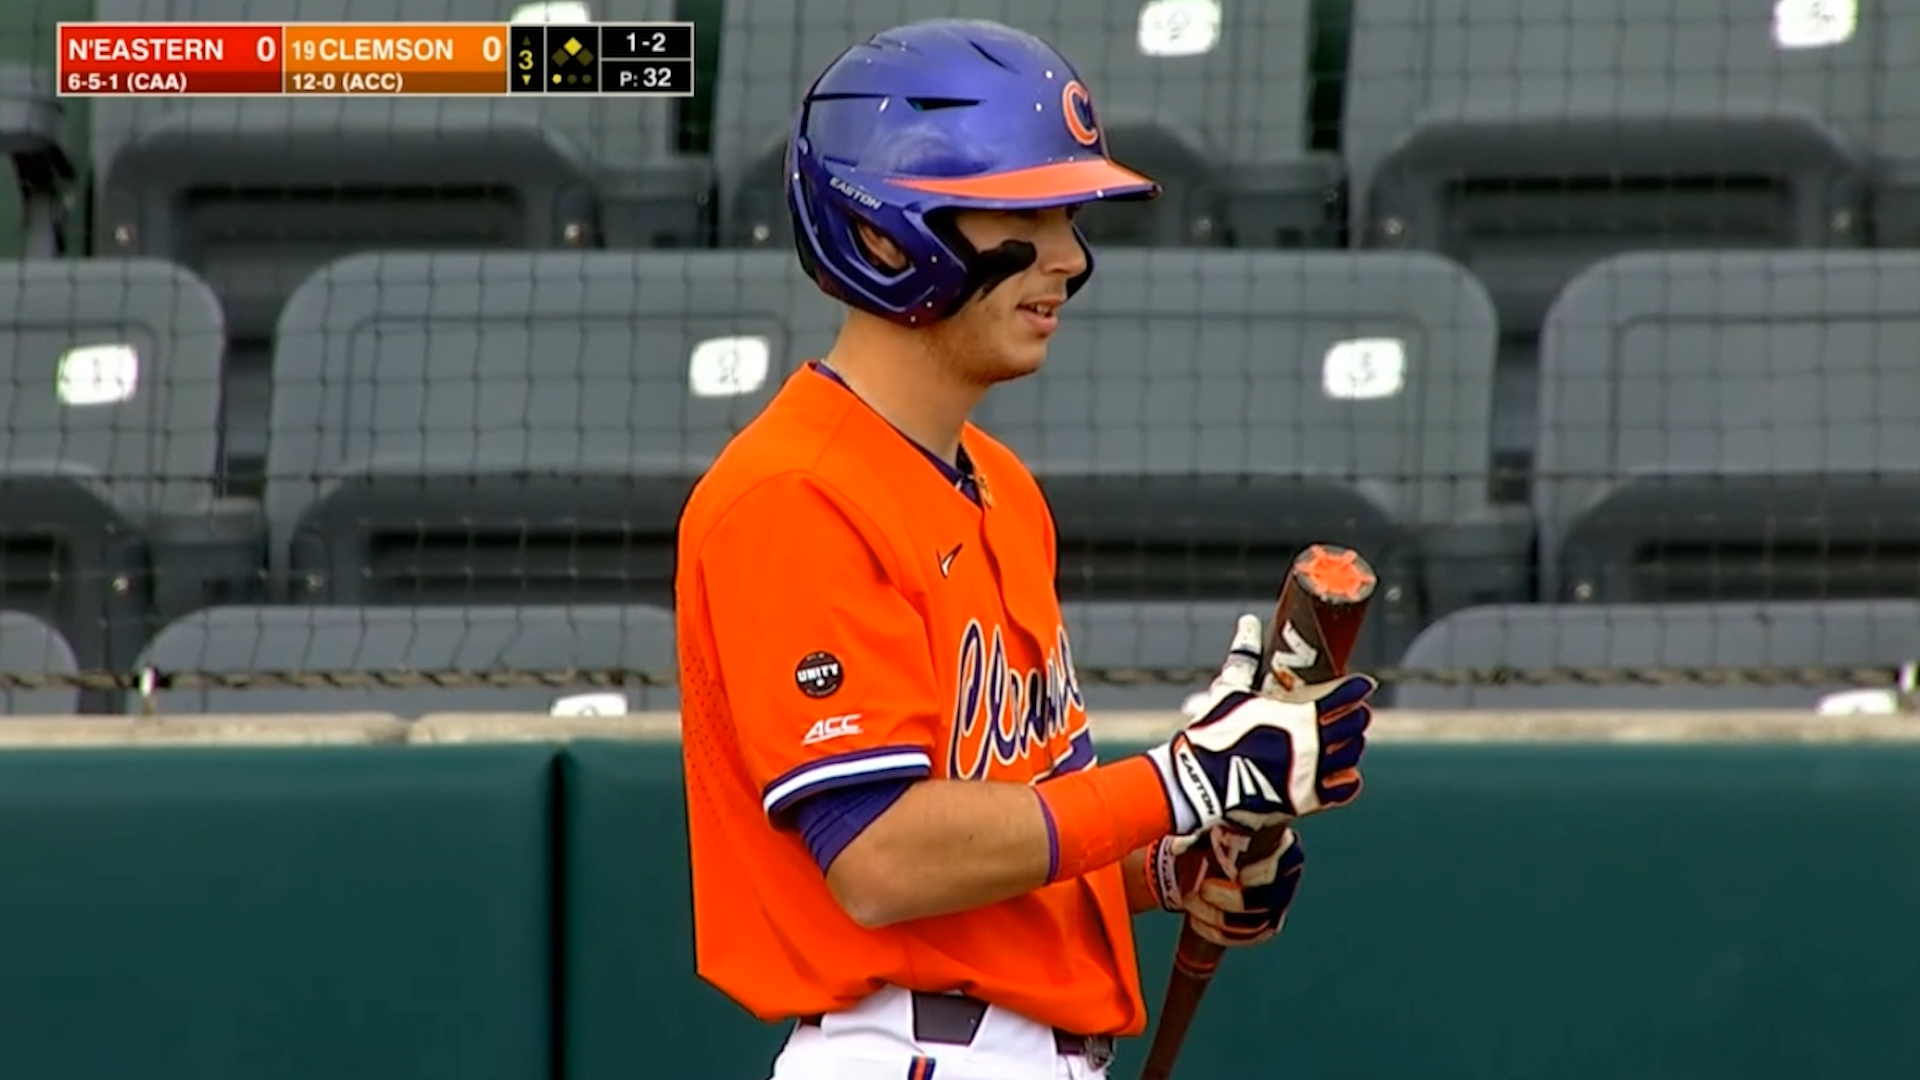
[1138,543,1378,1080]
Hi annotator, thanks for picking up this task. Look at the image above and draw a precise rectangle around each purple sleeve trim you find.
[791,779,915,873]
[1037,792,1061,883]
[761,745,932,818]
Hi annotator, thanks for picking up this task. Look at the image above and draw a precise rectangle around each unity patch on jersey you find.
[793,651,845,698]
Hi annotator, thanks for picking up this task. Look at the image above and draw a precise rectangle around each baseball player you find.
[676,19,1378,1080]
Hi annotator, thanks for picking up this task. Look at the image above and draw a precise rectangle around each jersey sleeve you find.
[696,473,943,824]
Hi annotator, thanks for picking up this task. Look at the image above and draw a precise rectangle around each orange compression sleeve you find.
[1033,756,1176,884]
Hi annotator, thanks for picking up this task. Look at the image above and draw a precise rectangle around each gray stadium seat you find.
[0,61,75,257]
[1063,599,1266,713]
[129,604,677,716]
[1535,251,1920,605]
[1,258,262,682]
[970,250,1520,670]
[91,0,711,493]
[0,611,82,716]
[1394,600,1920,711]
[713,0,1338,250]
[1344,0,1873,497]
[1868,5,1920,244]
[267,249,840,607]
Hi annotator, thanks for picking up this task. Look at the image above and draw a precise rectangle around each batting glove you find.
[1148,614,1376,834]
[1146,825,1305,948]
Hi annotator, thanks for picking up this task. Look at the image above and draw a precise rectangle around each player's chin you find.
[991,340,1051,381]
[1001,316,1057,368]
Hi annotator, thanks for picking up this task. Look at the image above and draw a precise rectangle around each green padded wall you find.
[1120,741,1920,1079]
[559,739,784,1080]
[4,737,1913,1079]
[0,744,558,1080]
[562,739,1920,1080]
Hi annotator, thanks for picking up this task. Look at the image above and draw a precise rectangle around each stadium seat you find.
[969,250,1521,670]
[90,0,712,494]
[266,249,839,608]
[1344,0,1873,499]
[0,60,75,257]
[1393,599,1920,711]
[1535,250,1920,605]
[1869,5,1920,244]
[0,258,263,685]
[1062,599,1265,714]
[712,0,1339,250]
[129,603,678,716]
[0,610,81,716]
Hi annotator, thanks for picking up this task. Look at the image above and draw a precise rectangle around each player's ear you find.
[854,220,910,273]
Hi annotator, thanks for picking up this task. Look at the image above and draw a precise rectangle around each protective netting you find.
[5,0,1920,717]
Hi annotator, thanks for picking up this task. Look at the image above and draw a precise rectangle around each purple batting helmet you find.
[786,19,1162,326]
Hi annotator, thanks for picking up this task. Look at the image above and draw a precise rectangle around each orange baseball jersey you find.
[676,363,1148,1037]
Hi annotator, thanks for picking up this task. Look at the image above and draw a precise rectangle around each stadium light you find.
[1772,0,1856,49]
[55,343,140,406]
[1136,0,1220,58]
[509,1,594,25]
[688,335,772,398]
[1321,338,1406,401]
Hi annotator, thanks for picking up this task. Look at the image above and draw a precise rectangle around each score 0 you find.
[60,24,286,95]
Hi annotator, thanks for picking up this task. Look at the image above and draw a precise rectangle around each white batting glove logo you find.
[1152,615,1377,833]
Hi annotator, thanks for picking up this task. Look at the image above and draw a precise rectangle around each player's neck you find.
[822,318,983,467]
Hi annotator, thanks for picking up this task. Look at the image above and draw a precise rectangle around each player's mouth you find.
[1017,298,1062,335]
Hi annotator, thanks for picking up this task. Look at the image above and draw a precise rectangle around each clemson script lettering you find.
[947,621,1086,781]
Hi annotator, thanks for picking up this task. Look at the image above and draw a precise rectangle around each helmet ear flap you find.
[847,216,911,274]
[1066,223,1095,299]
[786,133,829,286]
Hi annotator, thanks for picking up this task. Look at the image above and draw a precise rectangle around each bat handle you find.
[1139,922,1223,1080]
[1139,819,1294,1080]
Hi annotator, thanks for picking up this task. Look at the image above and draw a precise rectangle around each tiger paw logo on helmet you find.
[1062,80,1100,147]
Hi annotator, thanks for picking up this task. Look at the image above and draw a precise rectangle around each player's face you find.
[929,206,1088,387]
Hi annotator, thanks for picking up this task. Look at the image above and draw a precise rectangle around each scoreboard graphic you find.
[57,21,695,96]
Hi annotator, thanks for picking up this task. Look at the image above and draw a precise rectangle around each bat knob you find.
[1292,543,1378,604]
